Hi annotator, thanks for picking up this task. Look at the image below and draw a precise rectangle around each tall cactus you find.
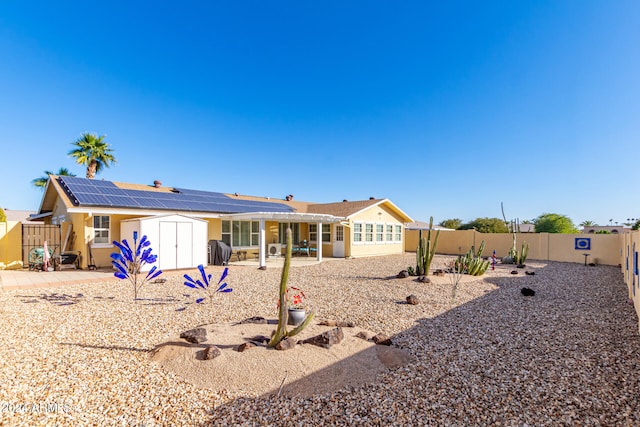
[415,216,440,276]
[269,227,315,348]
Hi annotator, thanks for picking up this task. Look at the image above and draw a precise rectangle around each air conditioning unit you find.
[267,243,282,258]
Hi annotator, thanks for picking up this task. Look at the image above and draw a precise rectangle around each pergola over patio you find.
[218,212,346,268]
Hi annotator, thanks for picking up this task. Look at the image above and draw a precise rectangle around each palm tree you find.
[579,220,596,227]
[31,167,76,189]
[68,133,116,179]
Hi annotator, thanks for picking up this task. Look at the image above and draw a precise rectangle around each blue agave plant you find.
[181,265,232,306]
[111,231,163,299]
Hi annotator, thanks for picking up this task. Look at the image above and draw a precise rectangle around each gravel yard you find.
[1,254,639,426]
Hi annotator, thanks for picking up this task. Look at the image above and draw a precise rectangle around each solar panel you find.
[57,176,295,213]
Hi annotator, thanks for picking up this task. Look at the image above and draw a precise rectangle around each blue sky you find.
[1,1,638,226]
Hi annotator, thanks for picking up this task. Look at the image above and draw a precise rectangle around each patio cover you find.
[218,212,345,267]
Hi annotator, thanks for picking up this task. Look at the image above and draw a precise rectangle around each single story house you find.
[36,176,413,270]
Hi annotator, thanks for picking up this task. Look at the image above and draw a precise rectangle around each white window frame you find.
[386,224,394,244]
[375,224,384,244]
[222,220,260,249]
[92,215,112,248]
[365,223,374,244]
[353,223,363,244]
[395,224,403,242]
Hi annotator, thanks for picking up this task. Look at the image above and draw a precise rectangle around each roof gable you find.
[307,198,413,222]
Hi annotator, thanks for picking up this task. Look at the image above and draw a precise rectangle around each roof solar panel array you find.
[57,176,294,214]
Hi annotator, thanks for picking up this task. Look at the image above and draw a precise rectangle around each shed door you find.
[176,222,193,269]
[159,222,177,270]
[159,221,194,270]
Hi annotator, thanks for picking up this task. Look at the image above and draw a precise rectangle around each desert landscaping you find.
[1,253,639,426]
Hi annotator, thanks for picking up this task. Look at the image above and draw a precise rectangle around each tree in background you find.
[534,213,579,233]
[580,220,596,227]
[632,220,640,231]
[31,168,76,189]
[68,133,116,179]
[0,207,6,222]
[439,218,462,229]
[458,217,509,233]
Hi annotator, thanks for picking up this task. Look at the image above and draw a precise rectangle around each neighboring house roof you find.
[405,221,454,231]
[39,176,295,215]
[2,208,39,223]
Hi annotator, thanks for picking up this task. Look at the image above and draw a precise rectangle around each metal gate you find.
[22,224,61,267]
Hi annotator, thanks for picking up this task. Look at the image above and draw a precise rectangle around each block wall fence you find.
[405,229,623,266]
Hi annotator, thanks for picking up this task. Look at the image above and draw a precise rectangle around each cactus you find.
[413,216,440,276]
[269,227,315,348]
[454,240,490,276]
[514,242,529,266]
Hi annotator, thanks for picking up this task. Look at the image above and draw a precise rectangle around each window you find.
[322,224,331,242]
[222,220,259,247]
[309,224,317,242]
[279,223,300,245]
[386,224,393,242]
[365,224,374,242]
[309,224,331,242]
[376,224,384,242]
[395,224,402,242]
[93,215,110,245]
[354,223,362,242]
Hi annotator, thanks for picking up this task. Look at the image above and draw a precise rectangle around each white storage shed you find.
[120,214,208,271]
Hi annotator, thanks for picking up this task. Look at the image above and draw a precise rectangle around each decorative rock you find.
[416,276,431,283]
[318,320,355,327]
[517,264,526,269]
[180,327,207,344]
[302,327,344,349]
[239,316,268,324]
[511,270,518,275]
[236,342,255,352]
[275,337,297,351]
[521,287,535,296]
[258,266,267,270]
[433,269,445,277]
[199,345,221,360]
[372,333,393,346]
[396,270,409,278]
[153,278,167,283]
[355,331,372,341]
[406,295,420,305]
[248,335,270,344]
[525,271,536,276]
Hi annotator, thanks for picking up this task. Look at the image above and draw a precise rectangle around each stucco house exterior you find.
[34,176,413,270]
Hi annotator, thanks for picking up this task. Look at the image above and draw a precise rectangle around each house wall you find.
[348,204,405,258]
[623,231,640,333]
[406,229,622,266]
[0,221,24,269]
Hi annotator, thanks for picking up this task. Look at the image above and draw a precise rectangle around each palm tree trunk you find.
[87,160,98,179]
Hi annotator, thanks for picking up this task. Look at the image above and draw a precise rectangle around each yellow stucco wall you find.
[348,204,406,258]
[0,221,24,269]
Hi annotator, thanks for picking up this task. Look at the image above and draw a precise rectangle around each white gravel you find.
[1,254,639,426]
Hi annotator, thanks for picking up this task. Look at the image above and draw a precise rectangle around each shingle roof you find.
[306,199,384,217]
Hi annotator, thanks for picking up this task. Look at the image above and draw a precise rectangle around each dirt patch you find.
[150,321,415,398]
